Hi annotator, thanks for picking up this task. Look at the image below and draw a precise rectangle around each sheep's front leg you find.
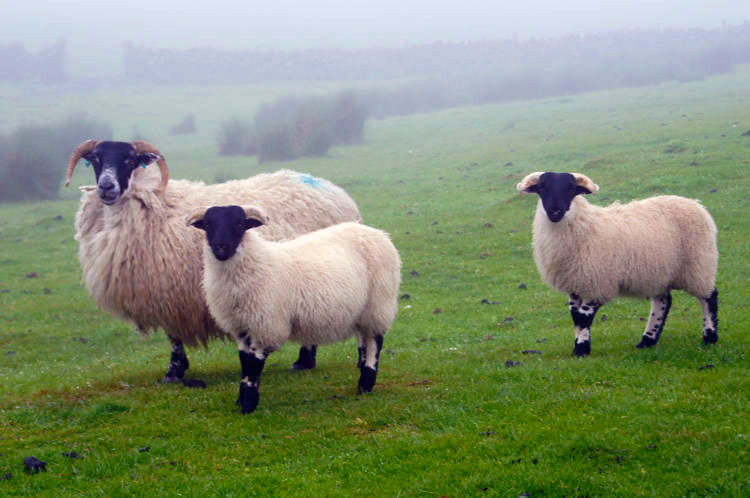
[292,345,318,370]
[358,334,384,393]
[636,293,672,348]
[162,336,190,383]
[569,294,600,357]
[237,333,268,414]
[699,288,719,345]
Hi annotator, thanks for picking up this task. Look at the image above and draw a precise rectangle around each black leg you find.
[358,335,384,393]
[701,288,719,345]
[237,348,267,414]
[569,294,600,357]
[292,345,318,370]
[636,293,672,348]
[162,336,189,383]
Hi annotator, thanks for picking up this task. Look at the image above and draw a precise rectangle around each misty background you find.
[2,0,749,76]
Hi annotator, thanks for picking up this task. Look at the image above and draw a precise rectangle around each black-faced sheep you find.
[66,140,361,382]
[186,205,401,414]
[517,171,718,356]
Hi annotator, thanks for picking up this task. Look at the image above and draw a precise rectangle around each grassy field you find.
[1,67,749,496]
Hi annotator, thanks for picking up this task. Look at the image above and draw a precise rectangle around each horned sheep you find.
[66,140,361,382]
[186,205,401,414]
[517,171,718,356]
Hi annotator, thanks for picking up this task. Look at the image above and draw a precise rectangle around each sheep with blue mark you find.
[517,171,719,356]
[66,140,361,383]
[186,205,401,414]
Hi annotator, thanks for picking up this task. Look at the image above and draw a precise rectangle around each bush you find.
[168,114,197,135]
[0,115,112,202]
[218,117,256,156]
[253,92,366,163]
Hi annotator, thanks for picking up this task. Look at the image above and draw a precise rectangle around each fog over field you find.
[2,0,749,74]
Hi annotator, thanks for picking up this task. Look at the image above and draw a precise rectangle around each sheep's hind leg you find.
[292,345,317,370]
[637,293,672,348]
[237,333,268,414]
[357,334,384,393]
[162,336,189,383]
[699,288,719,345]
[569,294,601,357]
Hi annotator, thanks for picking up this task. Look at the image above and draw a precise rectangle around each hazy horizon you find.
[2,0,749,75]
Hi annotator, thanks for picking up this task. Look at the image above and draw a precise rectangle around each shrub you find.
[0,115,112,202]
[218,117,256,156]
[168,114,197,135]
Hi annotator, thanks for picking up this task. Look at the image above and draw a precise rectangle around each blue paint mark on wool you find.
[299,173,325,188]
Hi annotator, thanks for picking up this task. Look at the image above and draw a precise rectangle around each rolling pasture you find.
[1,68,749,496]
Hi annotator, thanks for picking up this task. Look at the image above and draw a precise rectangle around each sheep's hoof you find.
[702,330,718,345]
[161,373,183,384]
[636,336,659,349]
[238,384,259,414]
[358,367,377,393]
[292,346,317,370]
[573,341,591,357]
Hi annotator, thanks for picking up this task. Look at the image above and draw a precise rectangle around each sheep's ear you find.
[185,207,208,229]
[572,173,599,195]
[240,205,268,230]
[516,172,544,193]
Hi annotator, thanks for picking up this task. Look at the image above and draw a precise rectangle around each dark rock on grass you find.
[138,446,150,453]
[518,283,527,289]
[699,364,714,371]
[79,337,89,344]
[432,307,443,314]
[522,349,542,355]
[385,349,396,355]
[742,129,750,136]
[481,430,497,436]
[1,473,11,480]
[399,293,411,300]
[63,451,82,459]
[24,456,46,473]
[182,378,207,389]
[536,338,547,343]
[710,188,717,193]
[1,289,9,293]
[484,222,493,228]
[505,360,522,368]
[600,314,608,322]
[26,272,39,279]
[6,351,15,356]
[43,288,52,295]
[55,215,64,221]
[409,270,419,277]
[502,316,514,324]
[431,221,439,226]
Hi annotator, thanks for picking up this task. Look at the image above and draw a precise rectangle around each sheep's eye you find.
[537,187,545,195]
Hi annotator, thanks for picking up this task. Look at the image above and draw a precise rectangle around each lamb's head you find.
[186,205,268,261]
[66,140,169,205]
[517,171,599,222]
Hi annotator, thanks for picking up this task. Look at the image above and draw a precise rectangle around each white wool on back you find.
[202,222,401,351]
[532,194,718,303]
[75,167,361,346]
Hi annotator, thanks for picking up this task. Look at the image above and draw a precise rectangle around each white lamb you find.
[517,171,719,356]
[186,204,401,414]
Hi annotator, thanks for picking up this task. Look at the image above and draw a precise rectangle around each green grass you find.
[1,68,749,496]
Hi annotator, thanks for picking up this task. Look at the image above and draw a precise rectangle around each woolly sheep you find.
[186,205,401,414]
[516,171,718,356]
[66,140,361,382]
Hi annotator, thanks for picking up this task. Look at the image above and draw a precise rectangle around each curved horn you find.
[65,139,99,187]
[132,140,170,193]
[185,206,208,227]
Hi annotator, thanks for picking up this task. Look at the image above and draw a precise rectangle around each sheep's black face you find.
[191,206,263,261]
[83,141,159,205]
[527,172,591,222]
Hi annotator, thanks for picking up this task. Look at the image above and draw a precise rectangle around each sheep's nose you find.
[550,208,562,217]
[99,180,115,192]
[215,243,229,253]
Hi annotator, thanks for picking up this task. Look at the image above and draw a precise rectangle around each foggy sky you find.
[2,0,749,75]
